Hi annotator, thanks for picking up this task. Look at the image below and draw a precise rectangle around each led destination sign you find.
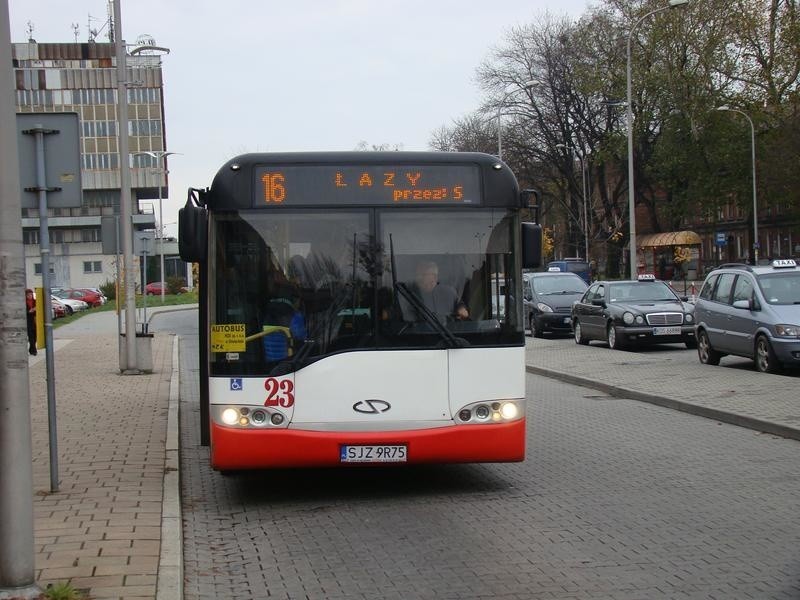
[254,164,481,206]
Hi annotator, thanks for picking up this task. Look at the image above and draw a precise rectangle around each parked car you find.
[523,271,588,337]
[145,281,189,295]
[50,296,67,318]
[694,259,800,373]
[78,288,107,304]
[57,288,103,308]
[546,258,591,284]
[53,294,88,314]
[571,274,696,350]
[144,281,166,295]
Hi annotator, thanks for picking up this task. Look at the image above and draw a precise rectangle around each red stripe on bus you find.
[210,420,526,470]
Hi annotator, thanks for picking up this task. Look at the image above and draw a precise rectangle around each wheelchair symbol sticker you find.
[230,378,243,391]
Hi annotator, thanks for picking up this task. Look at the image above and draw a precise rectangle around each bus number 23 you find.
[264,377,294,407]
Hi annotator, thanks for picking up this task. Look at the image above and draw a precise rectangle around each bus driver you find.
[409,260,469,323]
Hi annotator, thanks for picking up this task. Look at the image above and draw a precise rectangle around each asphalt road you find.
[152,310,800,600]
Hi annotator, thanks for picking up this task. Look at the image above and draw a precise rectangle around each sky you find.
[8,0,593,235]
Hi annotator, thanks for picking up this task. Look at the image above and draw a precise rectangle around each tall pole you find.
[0,1,39,595]
[133,151,177,300]
[496,80,535,160]
[717,106,758,264]
[626,0,689,279]
[114,0,139,372]
[557,144,590,261]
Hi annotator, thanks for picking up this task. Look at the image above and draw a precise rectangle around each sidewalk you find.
[27,316,179,600]
[525,336,800,442]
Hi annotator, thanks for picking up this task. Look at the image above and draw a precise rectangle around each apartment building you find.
[13,39,169,291]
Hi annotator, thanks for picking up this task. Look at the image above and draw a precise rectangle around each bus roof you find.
[203,151,521,210]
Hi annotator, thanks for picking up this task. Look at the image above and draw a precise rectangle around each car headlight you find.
[775,324,800,337]
[685,313,694,324]
[536,302,553,313]
[635,315,644,324]
[623,312,635,325]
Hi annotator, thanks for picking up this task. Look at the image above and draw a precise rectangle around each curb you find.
[157,335,183,600]
[525,364,800,443]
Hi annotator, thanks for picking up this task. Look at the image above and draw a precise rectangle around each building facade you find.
[12,40,170,291]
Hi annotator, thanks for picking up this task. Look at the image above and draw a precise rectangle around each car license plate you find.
[340,445,407,463]
[653,326,681,335]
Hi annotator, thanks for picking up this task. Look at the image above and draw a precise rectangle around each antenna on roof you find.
[106,0,114,43]
[72,23,80,43]
[26,20,35,43]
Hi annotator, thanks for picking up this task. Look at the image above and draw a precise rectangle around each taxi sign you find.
[547,266,561,272]
[772,259,797,268]
[637,273,656,281]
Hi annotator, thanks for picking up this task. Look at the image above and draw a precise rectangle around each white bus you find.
[179,151,542,470]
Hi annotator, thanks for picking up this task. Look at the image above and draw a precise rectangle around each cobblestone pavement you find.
[177,326,800,600]
[524,335,800,441]
[27,324,172,599]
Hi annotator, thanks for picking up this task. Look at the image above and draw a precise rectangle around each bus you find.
[179,151,541,470]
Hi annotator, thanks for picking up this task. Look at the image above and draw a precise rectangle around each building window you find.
[23,230,39,245]
[34,263,55,275]
[83,261,102,273]
[81,228,101,242]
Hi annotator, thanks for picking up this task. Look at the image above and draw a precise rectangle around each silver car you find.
[694,259,800,373]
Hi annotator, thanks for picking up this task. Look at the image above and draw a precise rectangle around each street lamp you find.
[134,151,179,302]
[556,143,589,261]
[496,80,536,159]
[717,106,758,264]
[626,0,689,278]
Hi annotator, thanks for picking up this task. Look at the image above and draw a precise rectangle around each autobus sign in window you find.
[254,164,481,206]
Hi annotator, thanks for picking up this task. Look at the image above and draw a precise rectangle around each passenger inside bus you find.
[261,274,307,362]
[405,259,469,323]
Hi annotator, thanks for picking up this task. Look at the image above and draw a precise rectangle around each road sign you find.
[715,232,727,246]
[17,112,82,208]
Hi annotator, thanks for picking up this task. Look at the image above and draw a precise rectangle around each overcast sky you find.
[9,0,592,234]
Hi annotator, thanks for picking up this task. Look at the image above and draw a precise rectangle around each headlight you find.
[221,408,239,425]
[623,312,635,325]
[775,324,800,337]
[635,315,645,324]
[500,402,518,419]
[536,302,553,313]
[685,313,694,324]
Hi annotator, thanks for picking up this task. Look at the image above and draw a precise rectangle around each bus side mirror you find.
[521,222,542,269]
[178,188,208,263]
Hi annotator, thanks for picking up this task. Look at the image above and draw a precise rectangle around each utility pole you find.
[0,1,40,596]
[113,0,139,373]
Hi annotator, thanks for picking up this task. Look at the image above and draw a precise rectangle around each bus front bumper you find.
[210,419,526,470]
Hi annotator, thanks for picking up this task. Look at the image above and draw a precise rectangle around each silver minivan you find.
[694,259,800,373]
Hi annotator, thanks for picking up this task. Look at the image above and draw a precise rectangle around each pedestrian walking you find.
[26,288,37,356]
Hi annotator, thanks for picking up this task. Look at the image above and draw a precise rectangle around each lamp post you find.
[134,151,178,302]
[556,143,589,260]
[626,0,689,278]
[717,106,758,264]
[496,80,536,159]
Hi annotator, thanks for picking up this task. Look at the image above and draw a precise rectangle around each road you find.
[152,310,800,600]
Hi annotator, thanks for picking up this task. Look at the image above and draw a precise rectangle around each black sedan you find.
[523,271,588,337]
[571,275,696,350]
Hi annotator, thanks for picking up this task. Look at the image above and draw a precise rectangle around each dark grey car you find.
[523,272,588,337]
[694,260,800,373]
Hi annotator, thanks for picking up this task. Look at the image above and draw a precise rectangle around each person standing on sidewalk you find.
[25,288,37,356]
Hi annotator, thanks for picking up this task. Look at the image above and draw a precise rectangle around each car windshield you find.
[756,271,800,305]
[608,281,679,303]
[533,275,587,295]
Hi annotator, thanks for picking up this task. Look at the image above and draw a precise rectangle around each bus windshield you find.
[210,208,522,376]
